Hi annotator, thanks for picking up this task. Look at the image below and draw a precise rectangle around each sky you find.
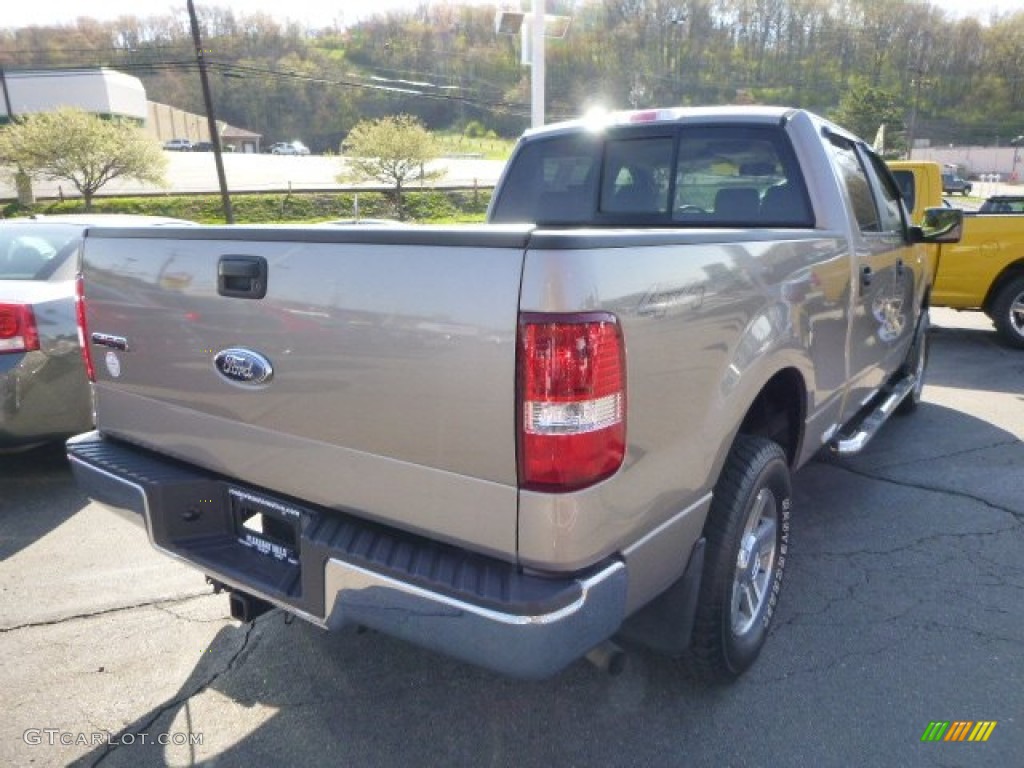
[3,0,1024,31]
[0,1,492,30]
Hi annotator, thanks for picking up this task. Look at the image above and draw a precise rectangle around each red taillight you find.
[75,274,95,381]
[518,313,626,492]
[0,303,40,354]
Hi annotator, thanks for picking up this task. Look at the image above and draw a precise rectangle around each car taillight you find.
[518,313,626,492]
[75,274,95,381]
[0,303,40,354]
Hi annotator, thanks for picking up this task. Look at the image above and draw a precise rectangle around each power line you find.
[4,61,568,120]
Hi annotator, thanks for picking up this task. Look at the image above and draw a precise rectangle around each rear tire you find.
[991,276,1024,349]
[686,435,791,682]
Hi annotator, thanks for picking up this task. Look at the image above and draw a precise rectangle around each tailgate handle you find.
[218,256,268,299]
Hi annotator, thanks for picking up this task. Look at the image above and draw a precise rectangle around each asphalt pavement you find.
[0,307,1021,767]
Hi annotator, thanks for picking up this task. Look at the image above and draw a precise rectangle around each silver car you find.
[0,215,191,451]
[270,141,310,156]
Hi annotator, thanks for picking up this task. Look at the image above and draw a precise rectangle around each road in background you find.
[0,152,506,200]
[1,307,1021,767]
[3,149,1021,205]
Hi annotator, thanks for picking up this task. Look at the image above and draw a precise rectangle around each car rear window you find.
[0,225,80,281]
[491,124,813,228]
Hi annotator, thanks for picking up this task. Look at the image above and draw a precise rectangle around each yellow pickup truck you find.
[890,160,1024,348]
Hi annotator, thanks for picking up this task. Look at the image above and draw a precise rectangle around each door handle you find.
[861,265,873,287]
[218,256,268,299]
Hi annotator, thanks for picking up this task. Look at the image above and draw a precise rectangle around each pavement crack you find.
[153,601,231,623]
[88,618,258,768]
[0,591,211,634]
[834,463,1023,524]
[852,437,1020,472]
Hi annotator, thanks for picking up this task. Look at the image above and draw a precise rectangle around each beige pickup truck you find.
[68,107,960,681]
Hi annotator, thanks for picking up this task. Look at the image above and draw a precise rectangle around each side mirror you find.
[911,206,963,244]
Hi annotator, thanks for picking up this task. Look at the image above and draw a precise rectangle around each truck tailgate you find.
[81,224,530,559]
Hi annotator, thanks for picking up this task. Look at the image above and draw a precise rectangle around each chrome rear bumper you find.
[67,430,628,678]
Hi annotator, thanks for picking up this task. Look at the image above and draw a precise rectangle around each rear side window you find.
[490,134,601,224]
[490,124,812,228]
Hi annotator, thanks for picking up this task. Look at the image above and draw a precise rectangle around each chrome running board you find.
[830,374,916,456]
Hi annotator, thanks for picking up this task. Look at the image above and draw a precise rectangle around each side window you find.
[890,170,916,217]
[861,150,906,235]
[826,137,879,233]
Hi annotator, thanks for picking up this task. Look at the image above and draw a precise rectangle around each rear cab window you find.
[491,123,814,228]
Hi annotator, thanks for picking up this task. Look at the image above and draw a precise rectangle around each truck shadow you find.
[927,317,1024,396]
[67,611,722,768]
[67,397,1023,767]
[0,442,89,561]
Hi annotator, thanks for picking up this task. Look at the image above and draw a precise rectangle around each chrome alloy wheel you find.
[730,488,779,637]
[1009,291,1024,337]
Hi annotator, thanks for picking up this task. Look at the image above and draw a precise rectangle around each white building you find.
[914,145,1024,183]
[0,68,147,123]
[0,67,262,153]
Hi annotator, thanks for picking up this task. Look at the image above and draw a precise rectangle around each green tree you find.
[830,81,905,153]
[338,115,441,219]
[0,107,167,210]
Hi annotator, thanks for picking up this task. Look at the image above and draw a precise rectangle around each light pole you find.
[495,2,570,129]
[531,0,546,129]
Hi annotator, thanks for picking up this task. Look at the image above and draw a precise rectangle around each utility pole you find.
[187,0,233,223]
[906,67,927,161]
[0,67,13,119]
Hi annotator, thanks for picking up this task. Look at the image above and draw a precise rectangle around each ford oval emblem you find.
[213,348,274,386]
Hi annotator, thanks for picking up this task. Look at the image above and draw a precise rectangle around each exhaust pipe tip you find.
[586,640,627,676]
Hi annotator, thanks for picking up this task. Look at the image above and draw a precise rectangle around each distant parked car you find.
[978,195,1024,213]
[270,140,311,156]
[941,171,973,196]
[163,138,193,151]
[0,215,193,452]
[192,141,236,152]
